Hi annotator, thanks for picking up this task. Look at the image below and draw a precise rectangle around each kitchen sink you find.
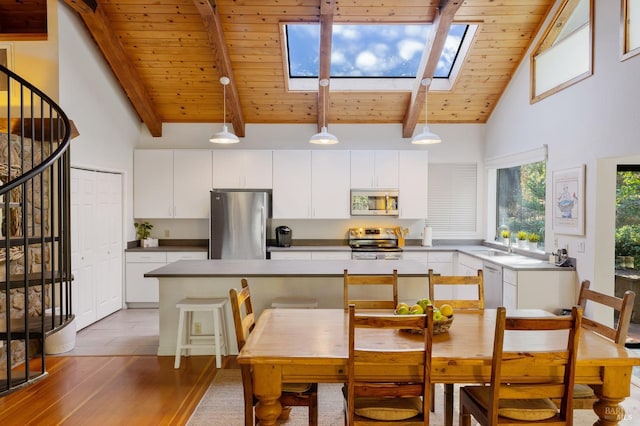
[469,249,513,257]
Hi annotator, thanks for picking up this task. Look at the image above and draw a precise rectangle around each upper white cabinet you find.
[311,150,350,219]
[350,150,399,189]
[212,150,273,189]
[273,150,311,218]
[173,150,213,218]
[398,151,428,219]
[273,150,350,219]
[134,149,212,219]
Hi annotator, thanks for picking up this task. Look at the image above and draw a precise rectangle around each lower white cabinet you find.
[126,251,207,307]
[270,251,351,260]
[501,267,576,314]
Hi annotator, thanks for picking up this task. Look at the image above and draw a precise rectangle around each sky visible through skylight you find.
[286,24,468,79]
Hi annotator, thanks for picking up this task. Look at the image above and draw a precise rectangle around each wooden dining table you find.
[237,308,640,426]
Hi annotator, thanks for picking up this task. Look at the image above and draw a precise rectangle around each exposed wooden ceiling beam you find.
[62,0,163,137]
[192,0,245,137]
[402,0,463,138]
[317,0,336,132]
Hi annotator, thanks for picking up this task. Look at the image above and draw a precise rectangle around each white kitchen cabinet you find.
[212,150,273,189]
[350,150,399,189]
[134,150,213,219]
[272,150,311,218]
[451,253,483,300]
[126,250,207,307]
[503,268,517,309]
[311,251,351,260]
[173,150,213,218]
[270,251,313,260]
[398,151,428,219]
[270,250,350,260]
[501,267,576,313]
[134,150,174,218]
[427,251,454,275]
[311,150,350,218]
[126,252,166,307]
[273,150,350,219]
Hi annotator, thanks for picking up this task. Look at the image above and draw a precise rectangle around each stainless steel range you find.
[348,227,403,260]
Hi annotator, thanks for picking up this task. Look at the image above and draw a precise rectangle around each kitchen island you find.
[145,259,429,356]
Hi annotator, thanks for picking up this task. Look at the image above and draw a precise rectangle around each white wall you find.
[58,5,141,242]
[485,0,640,300]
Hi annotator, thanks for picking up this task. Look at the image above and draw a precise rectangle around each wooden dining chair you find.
[428,268,484,310]
[428,268,484,424]
[570,280,636,409]
[229,278,318,426]
[343,268,399,310]
[459,306,583,426]
[345,303,433,425]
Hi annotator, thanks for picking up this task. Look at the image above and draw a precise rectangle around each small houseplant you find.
[500,230,510,245]
[516,231,528,249]
[528,233,540,250]
[134,221,153,244]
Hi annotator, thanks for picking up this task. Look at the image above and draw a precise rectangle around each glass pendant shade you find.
[210,76,239,144]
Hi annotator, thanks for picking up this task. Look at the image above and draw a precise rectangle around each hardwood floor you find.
[0,355,225,425]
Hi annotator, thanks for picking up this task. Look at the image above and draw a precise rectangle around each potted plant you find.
[134,221,154,246]
[500,230,511,246]
[516,231,528,249]
[528,232,540,250]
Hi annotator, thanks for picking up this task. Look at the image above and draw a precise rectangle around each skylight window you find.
[284,23,472,91]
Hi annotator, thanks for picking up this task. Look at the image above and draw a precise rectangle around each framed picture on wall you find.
[552,164,586,235]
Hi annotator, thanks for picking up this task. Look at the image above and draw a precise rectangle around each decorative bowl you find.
[396,314,454,335]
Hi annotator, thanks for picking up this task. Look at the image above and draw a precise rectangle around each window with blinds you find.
[428,163,478,236]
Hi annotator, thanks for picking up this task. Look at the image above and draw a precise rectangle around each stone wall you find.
[0,132,52,375]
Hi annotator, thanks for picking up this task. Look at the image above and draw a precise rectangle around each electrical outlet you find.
[577,240,585,253]
[194,322,202,334]
[164,229,170,237]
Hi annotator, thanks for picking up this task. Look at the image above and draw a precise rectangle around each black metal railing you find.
[1,64,73,395]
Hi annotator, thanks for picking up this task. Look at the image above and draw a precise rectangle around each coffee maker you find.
[275,226,292,247]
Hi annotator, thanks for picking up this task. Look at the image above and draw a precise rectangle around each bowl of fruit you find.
[395,299,454,335]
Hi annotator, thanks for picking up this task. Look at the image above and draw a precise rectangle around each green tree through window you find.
[616,165,640,270]
[496,162,546,245]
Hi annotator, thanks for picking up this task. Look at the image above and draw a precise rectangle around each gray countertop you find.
[145,259,429,278]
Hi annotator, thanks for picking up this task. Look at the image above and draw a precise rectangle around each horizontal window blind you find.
[428,163,477,236]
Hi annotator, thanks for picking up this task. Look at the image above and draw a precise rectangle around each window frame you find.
[529,0,594,104]
[280,22,477,92]
[621,0,640,61]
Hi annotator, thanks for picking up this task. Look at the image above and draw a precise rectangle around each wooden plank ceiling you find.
[60,0,555,138]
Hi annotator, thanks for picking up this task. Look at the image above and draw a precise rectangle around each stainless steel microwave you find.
[351,190,399,216]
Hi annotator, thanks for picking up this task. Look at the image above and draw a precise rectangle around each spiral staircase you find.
[0,64,74,395]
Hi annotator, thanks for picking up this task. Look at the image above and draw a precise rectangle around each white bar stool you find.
[271,297,318,309]
[174,297,228,369]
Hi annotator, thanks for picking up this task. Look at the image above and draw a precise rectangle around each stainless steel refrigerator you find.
[209,190,271,259]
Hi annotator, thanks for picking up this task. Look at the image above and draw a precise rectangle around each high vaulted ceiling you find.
[58,0,555,138]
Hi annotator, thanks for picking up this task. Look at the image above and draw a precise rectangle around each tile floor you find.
[61,308,159,356]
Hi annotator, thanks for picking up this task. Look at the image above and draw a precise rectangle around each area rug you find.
[187,369,632,426]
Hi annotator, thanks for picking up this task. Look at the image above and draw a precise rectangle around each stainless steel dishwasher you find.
[482,261,503,308]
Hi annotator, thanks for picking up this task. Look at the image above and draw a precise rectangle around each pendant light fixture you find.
[209,76,239,144]
[309,78,339,145]
[411,78,441,145]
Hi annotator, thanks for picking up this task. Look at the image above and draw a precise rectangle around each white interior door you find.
[71,169,97,330]
[96,172,123,318]
[71,168,124,330]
